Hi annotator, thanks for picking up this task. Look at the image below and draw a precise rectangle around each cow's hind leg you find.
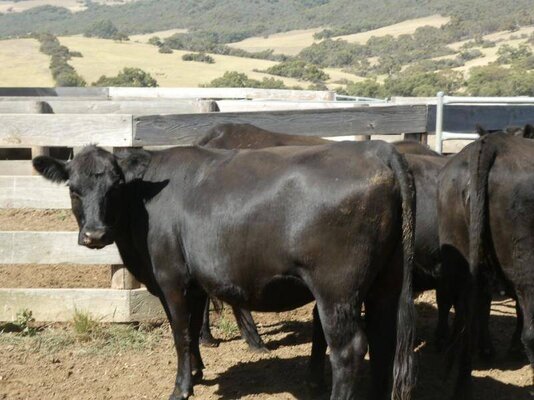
[476,277,495,361]
[517,292,534,376]
[509,300,524,357]
[200,298,220,348]
[232,306,268,352]
[315,297,367,400]
[366,290,398,400]
[308,304,327,390]
[190,292,207,383]
[435,281,453,352]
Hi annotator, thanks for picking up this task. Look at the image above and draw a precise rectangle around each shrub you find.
[182,52,215,63]
[202,71,287,89]
[93,67,158,87]
[158,45,173,54]
[263,60,329,82]
[84,19,129,41]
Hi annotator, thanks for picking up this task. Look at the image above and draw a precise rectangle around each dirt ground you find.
[0,210,532,399]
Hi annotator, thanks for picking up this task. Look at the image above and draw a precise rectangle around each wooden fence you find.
[1,87,534,323]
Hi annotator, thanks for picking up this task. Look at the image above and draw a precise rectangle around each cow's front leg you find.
[159,283,194,400]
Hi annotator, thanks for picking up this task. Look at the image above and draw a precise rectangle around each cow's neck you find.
[113,181,160,296]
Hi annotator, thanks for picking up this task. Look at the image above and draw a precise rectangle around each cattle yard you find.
[1,87,534,399]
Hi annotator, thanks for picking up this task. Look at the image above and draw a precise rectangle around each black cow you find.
[438,132,534,399]
[33,141,416,400]
[197,124,449,354]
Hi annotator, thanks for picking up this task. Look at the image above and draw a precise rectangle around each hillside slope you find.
[0,0,532,42]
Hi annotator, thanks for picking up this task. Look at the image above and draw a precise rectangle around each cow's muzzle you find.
[79,229,112,249]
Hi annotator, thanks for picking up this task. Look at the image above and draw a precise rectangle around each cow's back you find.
[196,123,329,149]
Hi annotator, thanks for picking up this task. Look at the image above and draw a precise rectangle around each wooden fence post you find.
[30,101,52,172]
[194,99,220,113]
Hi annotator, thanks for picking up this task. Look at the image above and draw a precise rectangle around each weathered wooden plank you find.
[0,87,109,97]
[109,87,335,101]
[0,114,133,147]
[0,288,164,322]
[0,99,211,115]
[0,176,69,208]
[0,161,34,176]
[426,105,534,133]
[133,105,428,146]
[0,231,121,264]
[217,100,366,112]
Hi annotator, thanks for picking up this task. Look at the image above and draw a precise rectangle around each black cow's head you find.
[33,146,151,249]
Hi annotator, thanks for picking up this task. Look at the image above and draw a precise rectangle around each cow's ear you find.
[475,124,488,136]
[32,156,69,183]
[115,149,151,183]
[523,124,534,139]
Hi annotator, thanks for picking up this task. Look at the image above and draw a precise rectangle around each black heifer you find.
[197,123,446,353]
[34,141,416,400]
[438,132,534,399]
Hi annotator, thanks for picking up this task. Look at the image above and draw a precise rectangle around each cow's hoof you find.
[169,386,192,400]
[192,368,204,384]
[248,343,269,353]
[200,336,220,348]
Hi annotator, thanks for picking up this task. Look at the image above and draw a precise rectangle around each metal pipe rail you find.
[434,92,534,153]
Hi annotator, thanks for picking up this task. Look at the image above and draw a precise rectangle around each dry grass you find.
[59,36,359,88]
[228,28,324,56]
[228,15,450,57]
[335,15,450,44]
[432,26,534,76]
[0,0,139,13]
[0,38,54,86]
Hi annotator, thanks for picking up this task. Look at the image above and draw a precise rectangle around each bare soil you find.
[0,211,531,399]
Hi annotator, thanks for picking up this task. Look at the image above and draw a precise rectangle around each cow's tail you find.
[468,136,496,285]
[454,136,498,362]
[388,149,417,400]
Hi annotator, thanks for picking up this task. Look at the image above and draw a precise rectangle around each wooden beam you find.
[109,87,335,101]
[216,100,366,112]
[0,176,69,208]
[0,231,121,264]
[0,99,215,115]
[133,105,428,146]
[0,87,109,97]
[426,105,534,133]
[0,288,164,322]
[0,114,133,147]
[0,161,35,176]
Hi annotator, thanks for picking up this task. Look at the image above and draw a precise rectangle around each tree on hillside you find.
[466,64,534,96]
[92,67,158,87]
[201,71,288,89]
[84,19,129,41]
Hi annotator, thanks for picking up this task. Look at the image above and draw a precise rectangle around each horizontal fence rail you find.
[0,288,164,322]
[133,105,428,146]
[0,87,336,101]
[0,231,121,264]
[0,176,69,208]
[434,92,534,153]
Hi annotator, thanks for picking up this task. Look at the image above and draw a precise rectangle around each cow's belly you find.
[200,268,314,312]
[250,275,313,311]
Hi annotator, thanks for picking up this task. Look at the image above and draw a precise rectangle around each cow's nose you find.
[84,230,105,240]
[82,230,106,245]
